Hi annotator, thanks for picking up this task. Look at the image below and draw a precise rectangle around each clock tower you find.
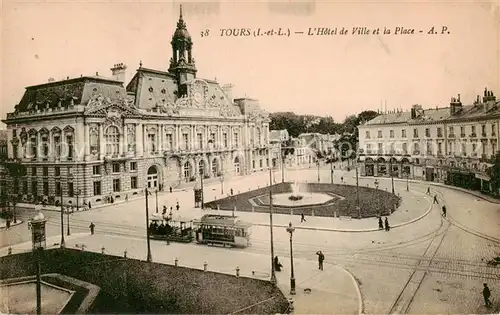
[168,5,197,95]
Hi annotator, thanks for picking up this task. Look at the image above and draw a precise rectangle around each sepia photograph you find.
[0,1,499,314]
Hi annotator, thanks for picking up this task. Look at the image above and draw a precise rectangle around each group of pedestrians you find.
[378,217,390,231]
[273,250,326,272]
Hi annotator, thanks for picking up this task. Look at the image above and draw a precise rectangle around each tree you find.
[487,152,500,195]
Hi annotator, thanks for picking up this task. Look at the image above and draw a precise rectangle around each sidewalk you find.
[359,175,500,204]
[0,218,24,230]
[60,233,361,315]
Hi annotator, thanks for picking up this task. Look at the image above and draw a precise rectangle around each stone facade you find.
[0,8,271,207]
[358,88,499,191]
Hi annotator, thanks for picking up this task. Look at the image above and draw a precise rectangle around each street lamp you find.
[30,211,47,315]
[269,160,277,285]
[220,175,224,195]
[66,205,70,236]
[155,189,159,213]
[59,188,65,248]
[355,159,361,219]
[145,188,152,262]
[11,195,18,223]
[286,222,296,295]
[406,169,409,191]
[316,159,320,183]
[389,158,395,194]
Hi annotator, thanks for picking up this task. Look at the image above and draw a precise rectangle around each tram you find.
[193,214,252,248]
[148,214,194,243]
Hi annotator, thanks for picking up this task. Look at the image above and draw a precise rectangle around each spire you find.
[177,4,187,30]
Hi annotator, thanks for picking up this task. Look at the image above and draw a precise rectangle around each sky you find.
[1,0,499,129]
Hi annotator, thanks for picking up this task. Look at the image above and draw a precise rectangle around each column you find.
[99,124,105,157]
[136,123,143,157]
[123,124,128,154]
[191,125,196,150]
[84,124,90,157]
[175,124,180,151]
[118,129,124,156]
[143,124,147,155]
[159,124,164,153]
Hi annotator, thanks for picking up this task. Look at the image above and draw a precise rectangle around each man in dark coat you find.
[378,217,384,230]
[301,213,306,223]
[483,283,492,307]
[316,251,325,270]
[274,256,283,272]
[442,205,447,217]
[89,222,95,235]
[384,217,390,231]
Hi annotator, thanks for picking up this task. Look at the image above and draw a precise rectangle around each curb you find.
[358,175,500,204]
[252,201,433,233]
[335,265,364,315]
[0,220,24,230]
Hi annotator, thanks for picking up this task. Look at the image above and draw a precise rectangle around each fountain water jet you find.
[289,180,303,201]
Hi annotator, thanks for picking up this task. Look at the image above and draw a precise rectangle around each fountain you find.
[288,181,303,201]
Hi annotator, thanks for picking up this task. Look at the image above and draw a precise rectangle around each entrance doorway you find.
[147,166,159,189]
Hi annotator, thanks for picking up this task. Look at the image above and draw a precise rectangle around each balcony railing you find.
[460,133,466,138]
[437,133,443,138]
[470,133,477,137]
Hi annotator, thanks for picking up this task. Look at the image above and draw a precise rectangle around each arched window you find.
[212,159,218,176]
[234,157,240,175]
[105,126,120,155]
[183,161,191,180]
[90,130,99,154]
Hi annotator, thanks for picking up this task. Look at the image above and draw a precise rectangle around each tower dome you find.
[172,6,192,42]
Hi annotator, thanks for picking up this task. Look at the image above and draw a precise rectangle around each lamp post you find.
[155,189,159,213]
[200,165,204,210]
[389,158,395,194]
[145,188,152,262]
[280,142,285,183]
[12,195,18,223]
[269,164,277,285]
[317,159,320,183]
[286,222,296,295]
[30,211,47,315]
[406,169,409,191]
[59,188,65,248]
[330,155,334,184]
[355,159,361,219]
[66,205,70,236]
[220,175,224,195]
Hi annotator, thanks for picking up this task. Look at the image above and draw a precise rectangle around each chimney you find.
[48,78,55,82]
[410,107,416,119]
[450,94,462,115]
[222,83,234,103]
[110,63,127,83]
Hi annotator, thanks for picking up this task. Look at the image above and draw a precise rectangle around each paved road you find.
[2,166,499,314]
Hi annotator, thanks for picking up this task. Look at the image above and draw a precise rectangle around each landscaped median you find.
[0,247,289,314]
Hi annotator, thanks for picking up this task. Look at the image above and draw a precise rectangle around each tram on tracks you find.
[192,214,252,248]
[148,214,194,243]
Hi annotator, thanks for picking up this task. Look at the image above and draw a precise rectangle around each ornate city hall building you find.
[1,9,271,206]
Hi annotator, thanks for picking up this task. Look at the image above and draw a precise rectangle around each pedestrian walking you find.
[162,205,167,215]
[89,222,95,235]
[316,251,325,270]
[378,217,384,230]
[274,256,283,272]
[230,188,234,195]
[176,202,180,211]
[125,194,128,202]
[483,283,492,307]
[341,176,344,183]
[6,218,11,230]
[441,205,447,217]
[433,194,439,204]
[427,187,431,195]
[301,213,306,223]
[88,201,92,209]
[170,186,173,193]
[384,217,390,231]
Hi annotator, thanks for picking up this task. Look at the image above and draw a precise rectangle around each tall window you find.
[131,176,138,189]
[437,143,442,154]
[461,143,466,155]
[43,181,49,196]
[93,181,102,196]
[365,131,370,139]
[197,133,203,149]
[402,143,408,154]
[105,126,120,155]
[378,143,383,152]
[53,135,61,158]
[147,134,156,153]
[212,159,218,175]
[210,133,216,145]
[437,128,443,137]
[482,125,486,135]
[471,126,476,134]
[223,133,228,147]
[113,179,121,192]
[389,130,394,138]
[41,133,49,159]
[182,133,189,150]
[460,126,465,136]
[425,128,430,137]
[413,129,418,138]
[426,142,432,154]
[90,130,99,154]
[166,134,173,150]
[55,181,61,196]
[233,133,239,147]
[401,129,406,138]
[68,183,74,197]
[66,134,74,160]
[492,124,497,136]
[449,126,454,135]
[30,135,37,159]
[32,181,38,196]
[377,130,382,138]
[55,167,60,177]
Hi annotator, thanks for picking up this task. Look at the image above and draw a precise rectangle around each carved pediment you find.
[85,94,142,118]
